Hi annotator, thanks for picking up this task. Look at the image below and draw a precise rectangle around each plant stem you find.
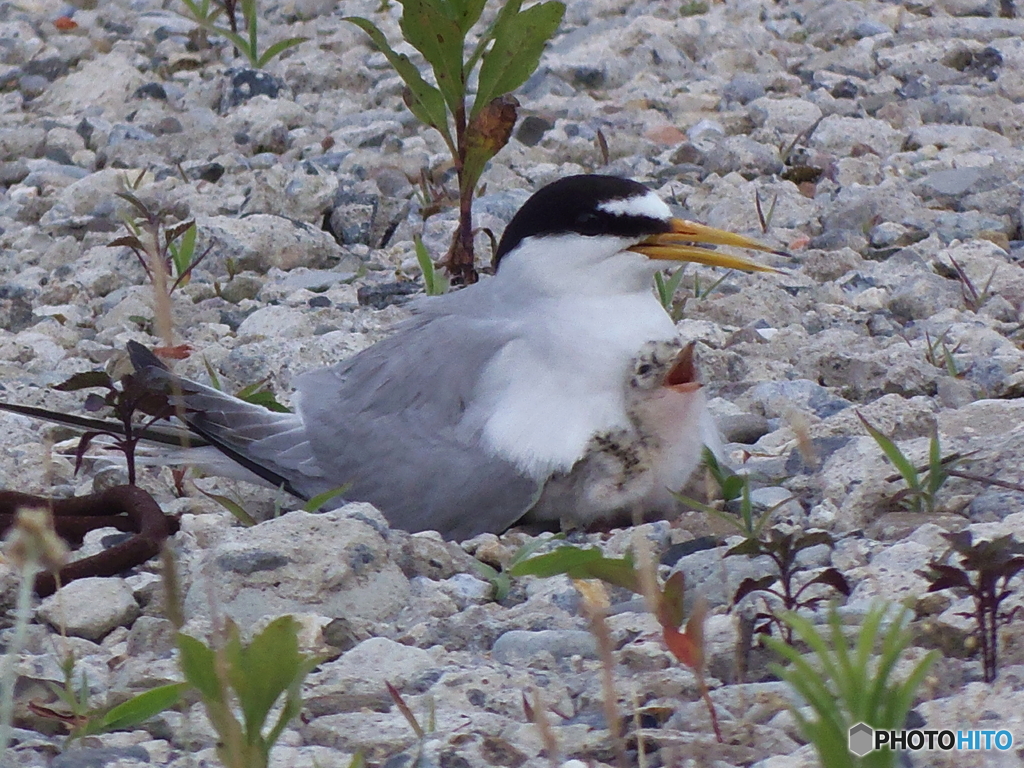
[0,556,40,755]
[448,102,478,285]
[696,672,723,743]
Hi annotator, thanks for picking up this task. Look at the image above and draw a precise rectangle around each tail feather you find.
[0,401,205,447]
[127,343,324,498]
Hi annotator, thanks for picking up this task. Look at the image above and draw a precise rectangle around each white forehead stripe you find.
[598,191,672,220]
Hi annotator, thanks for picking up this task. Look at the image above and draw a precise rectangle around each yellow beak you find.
[628,218,782,272]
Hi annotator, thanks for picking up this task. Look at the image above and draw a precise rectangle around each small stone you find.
[356,281,420,309]
[305,637,438,715]
[37,577,140,641]
[491,629,598,662]
[126,616,176,657]
[515,115,554,147]
[222,67,285,110]
[133,82,167,100]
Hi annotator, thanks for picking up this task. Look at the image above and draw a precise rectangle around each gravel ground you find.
[2,0,1024,765]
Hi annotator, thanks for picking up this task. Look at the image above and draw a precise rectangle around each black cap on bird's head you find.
[493,174,782,273]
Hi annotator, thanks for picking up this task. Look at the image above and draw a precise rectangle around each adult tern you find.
[9,175,780,539]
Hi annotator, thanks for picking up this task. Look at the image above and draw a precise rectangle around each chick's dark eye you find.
[574,211,602,236]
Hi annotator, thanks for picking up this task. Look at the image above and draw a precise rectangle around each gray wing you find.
[295,302,544,540]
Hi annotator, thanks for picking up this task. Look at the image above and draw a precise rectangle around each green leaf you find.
[397,0,467,114]
[198,488,258,527]
[177,634,222,704]
[510,545,604,578]
[925,426,947,503]
[858,412,921,494]
[94,682,189,733]
[724,537,764,558]
[343,17,453,147]
[449,0,487,34]
[510,546,640,593]
[232,377,290,412]
[256,36,309,68]
[414,235,448,295]
[169,222,197,277]
[655,267,687,310]
[227,616,304,740]
[241,0,258,59]
[302,483,351,512]
[210,25,259,65]
[661,570,686,629]
[472,1,564,117]
[201,356,223,392]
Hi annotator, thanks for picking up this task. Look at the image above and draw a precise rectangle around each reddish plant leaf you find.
[662,625,699,668]
[663,598,708,670]
[153,344,192,360]
[803,568,851,596]
[658,570,685,630]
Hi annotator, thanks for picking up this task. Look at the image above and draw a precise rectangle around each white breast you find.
[470,292,679,478]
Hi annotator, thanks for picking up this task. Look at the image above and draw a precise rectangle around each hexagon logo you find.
[849,722,875,756]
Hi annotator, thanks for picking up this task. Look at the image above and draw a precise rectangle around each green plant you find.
[345,0,565,284]
[673,448,776,539]
[924,531,1024,682]
[754,189,779,233]
[858,414,958,515]
[765,604,936,768]
[471,534,562,601]
[198,488,260,527]
[654,268,687,320]
[512,545,723,742]
[414,235,449,296]
[110,192,212,297]
[31,658,189,744]
[946,254,997,313]
[177,0,223,39]
[178,0,307,68]
[1,508,68,756]
[679,0,709,15]
[729,528,851,644]
[178,616,321,768]
[919,328,968,378]
[201,357,292,413]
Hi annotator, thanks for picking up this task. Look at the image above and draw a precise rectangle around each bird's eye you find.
[574,211,603,236]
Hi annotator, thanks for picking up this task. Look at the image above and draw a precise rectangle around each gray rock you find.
[491,629,598,663]
[722,74,765,104]
[305,637,439,715]
[196,214,359,274]
[717,412,771,444]
[888,272,964,321]
[125,616,176,658]
[670,546,777,609]
[703,136,783,179]
[183,506,411,626]
[744,379,851,420]
[51,746,151,768]
[915,167,992,198]
[36,578,140,641]
[748,97,823,135]
[39,52,147,118]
